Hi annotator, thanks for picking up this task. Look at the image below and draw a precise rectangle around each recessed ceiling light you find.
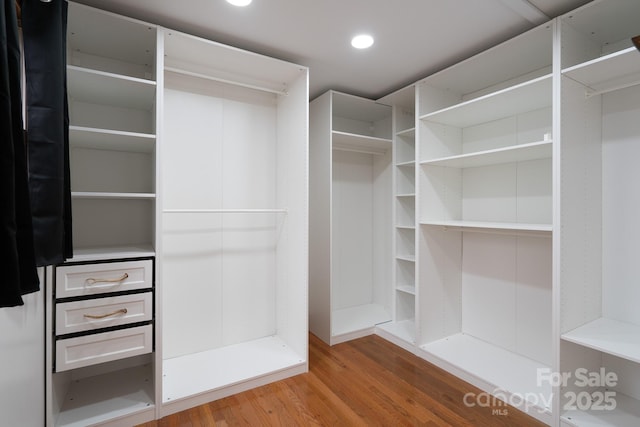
[226,0,252,6]
[351,34,374,49]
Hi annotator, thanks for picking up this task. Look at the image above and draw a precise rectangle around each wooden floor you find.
[139,333,547,426]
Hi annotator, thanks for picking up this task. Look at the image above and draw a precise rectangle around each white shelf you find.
[396,193,416,198]
[396,284,416,295]
[419,75,552,128]
[332,131,392,155]
[396,160,415,167]
[420,333,552,414]
[562,390,640,427]
[67,65,156,110]
[421,140,552,168]
[162,335,304,403]
[332,303,391,338]
[56,364,154,427]
[72,192,156,200]
[563,47,640,94]
[396,255,416,262]
[420,220,552,233]
[396,127,416,138]
[69,126,156,153]
[395,225,416,230]
[561,317,640,364]
[69,245,155,262]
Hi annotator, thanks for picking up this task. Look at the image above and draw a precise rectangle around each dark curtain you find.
[22,0,72,266]
[0,0,39,307]
[1,0,71,307]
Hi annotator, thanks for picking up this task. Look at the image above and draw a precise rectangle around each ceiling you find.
[73,0,591,101]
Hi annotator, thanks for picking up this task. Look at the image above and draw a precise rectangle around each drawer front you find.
[56,259,152,299]
[55,324,152,372]
[56,292,152,335]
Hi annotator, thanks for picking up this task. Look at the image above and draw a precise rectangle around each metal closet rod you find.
[163,208,288,214]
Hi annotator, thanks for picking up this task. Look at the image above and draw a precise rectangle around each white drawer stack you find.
[53,259,154,372]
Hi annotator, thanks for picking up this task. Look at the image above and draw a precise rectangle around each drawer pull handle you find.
[86,273,129,285]
[83,308,128,319]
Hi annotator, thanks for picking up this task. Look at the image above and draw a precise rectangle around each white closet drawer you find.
[56,292,152,335]
[56,259,152,299]
[55,324,152,372]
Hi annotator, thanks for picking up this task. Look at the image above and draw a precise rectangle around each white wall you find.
[0,269,44,427]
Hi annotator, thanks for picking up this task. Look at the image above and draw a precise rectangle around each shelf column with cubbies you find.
[376,86,418,348]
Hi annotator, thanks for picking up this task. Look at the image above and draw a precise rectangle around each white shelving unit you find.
[46,4,159,427]
[559,1,640,425]
[46,3,309,426]
[159,28,308,416]
[309,90,393,345]
[65,2,157,261]
[376,86,418,349]
[414,21,554,424]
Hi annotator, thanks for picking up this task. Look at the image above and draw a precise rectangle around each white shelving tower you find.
[46,3,159,427]
[558,1,640,426]
[309,91,393,345]
[415,21,555,424]
[376,86,419,350]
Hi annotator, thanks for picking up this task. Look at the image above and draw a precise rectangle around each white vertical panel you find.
[162,87,223,209]
[604,353,640,401]
[418,226,462,344]
[420,165,462,222]
[162,213,223,358]
[419,121,462,160]
[221,94,278,345]
[516,236,553,365]
[517,158,552,224]
[396,197,416,227]
[162,85,224,358]
[70,148,153,193]
[516,106,552,144]
[308,92,332,344]
[372,150,392,309]
[463,115,517,153]
[462,163,517,222]
[396,164,415,194]
[462,233,517,351]
[275,69,308,358]
[0,272,45,427]
[559,77,602,334]
[331,150,373,310]
[602,85,640,326]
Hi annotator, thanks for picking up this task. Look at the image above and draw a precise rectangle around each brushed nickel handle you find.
[83,308,128,319]
[86,273,129,285]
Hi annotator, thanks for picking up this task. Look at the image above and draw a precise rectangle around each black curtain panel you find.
[0,0,39,307]
[22,0,72,266]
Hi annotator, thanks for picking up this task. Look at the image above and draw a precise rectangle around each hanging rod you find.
[163,208,288,214]
[165,66,288,96]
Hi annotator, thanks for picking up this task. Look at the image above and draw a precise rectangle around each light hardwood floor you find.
[139,333,547,426]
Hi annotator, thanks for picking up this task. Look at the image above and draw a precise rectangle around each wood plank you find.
[139,334,547,426]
